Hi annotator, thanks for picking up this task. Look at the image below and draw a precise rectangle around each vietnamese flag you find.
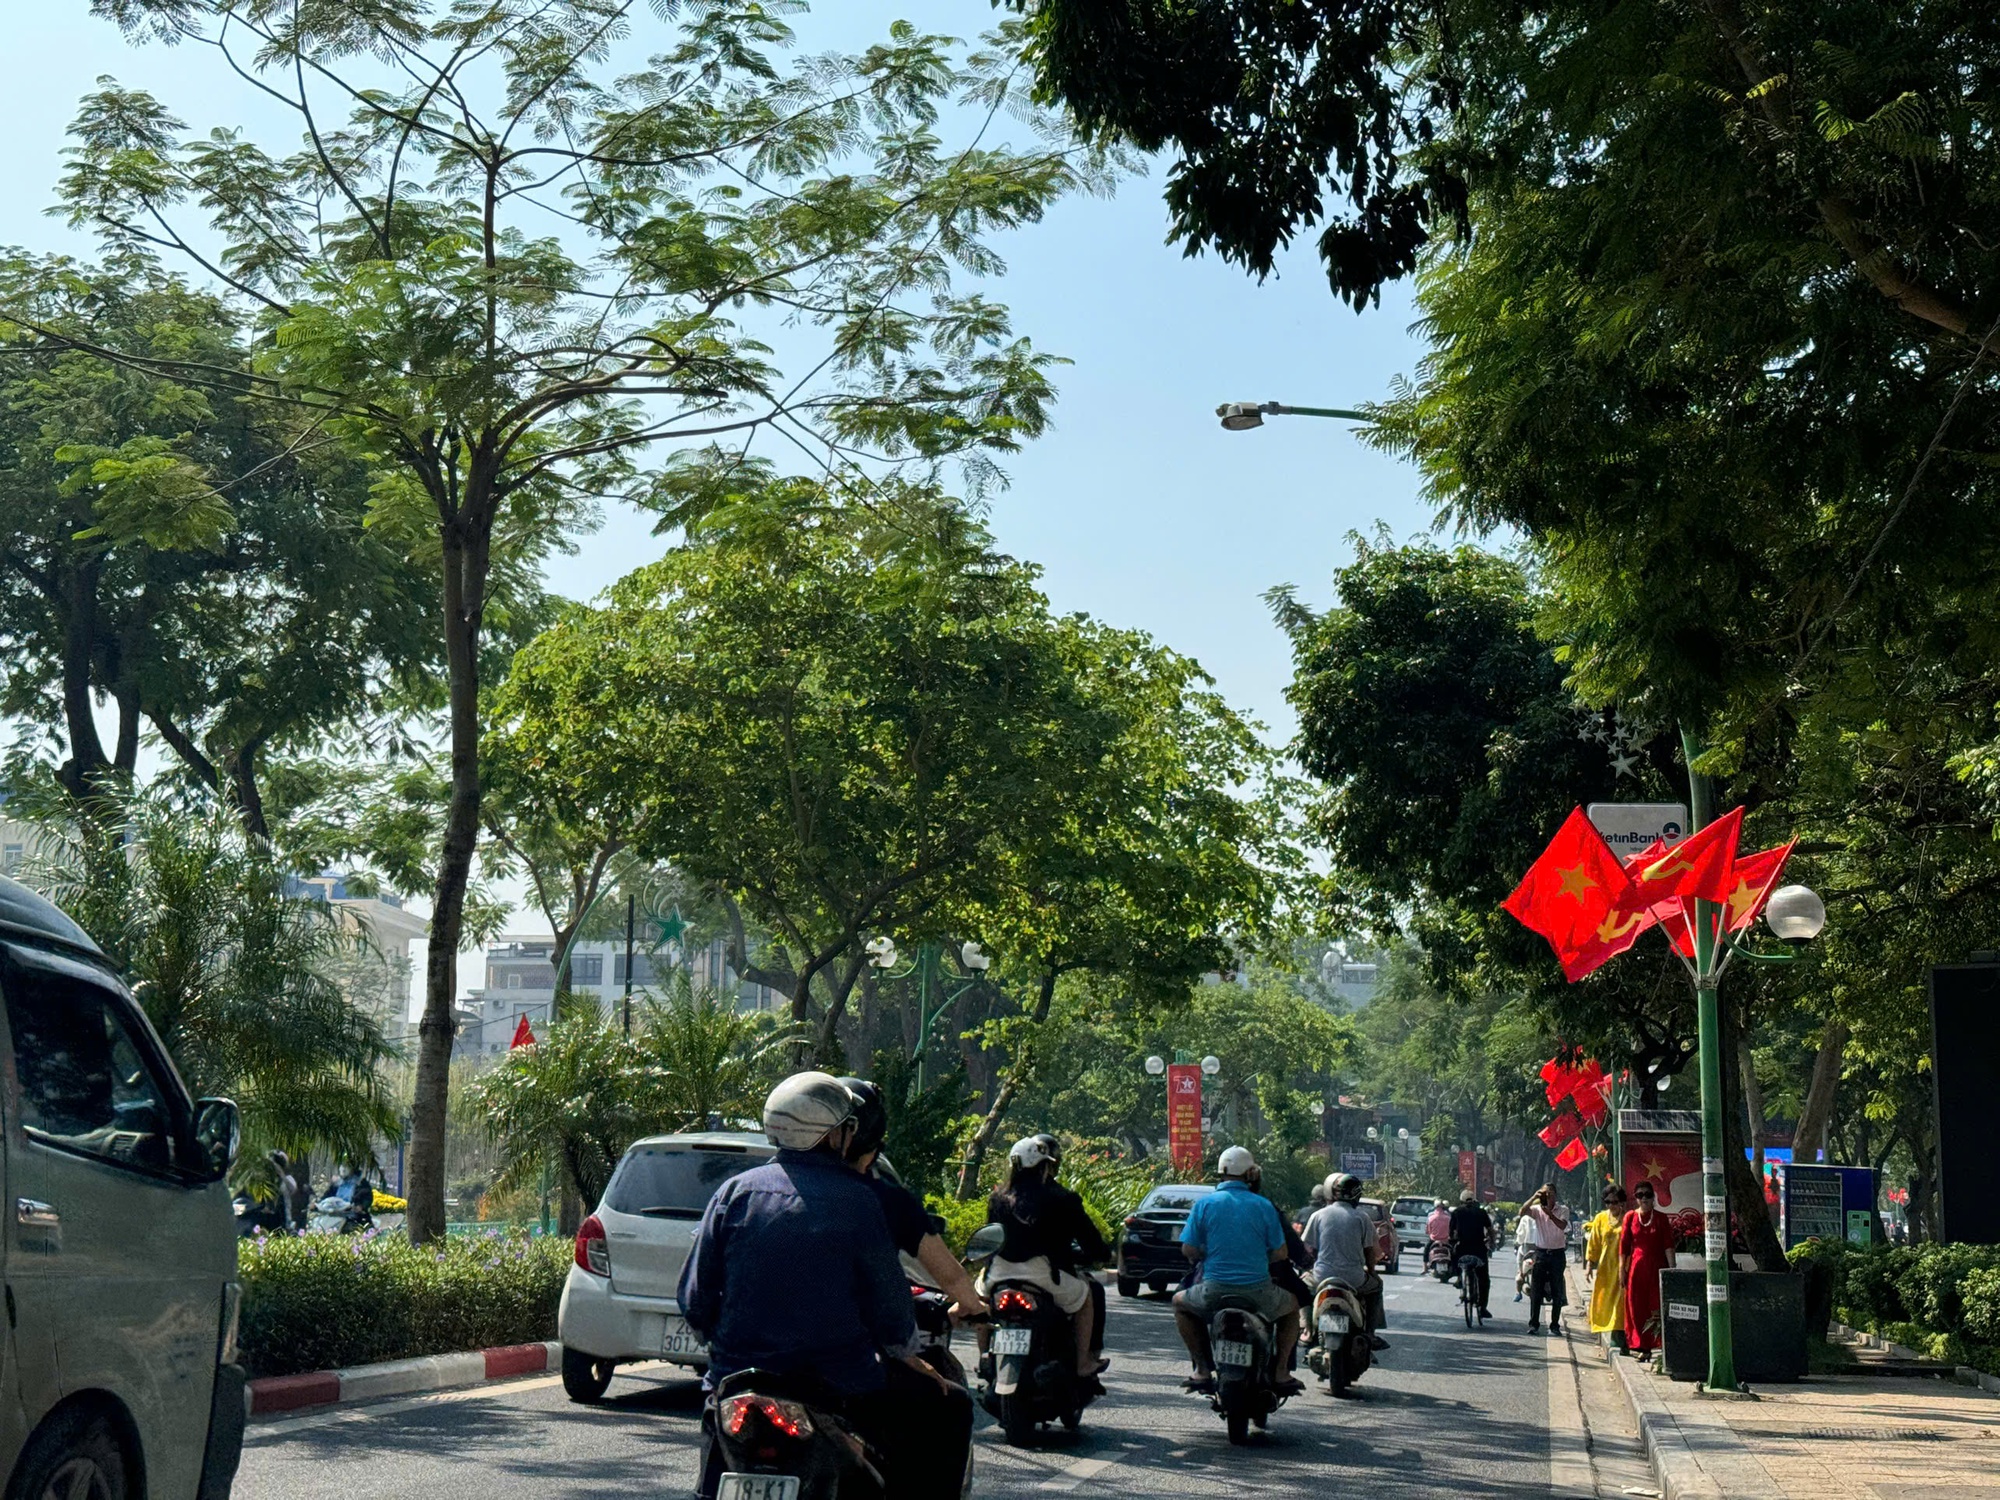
[1620,807,1743,912]
[1721,840,1797,933]
[1505,809,1650,981]
[510,1015,537,1049]
[1555,1138,1589,1171]
[1538,1111,1581,1149]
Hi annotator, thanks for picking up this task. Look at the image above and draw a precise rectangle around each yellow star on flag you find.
[1556,863,1595,900]
[1725,879,1760,928]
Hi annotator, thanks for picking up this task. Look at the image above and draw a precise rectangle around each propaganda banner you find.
[1167,1063,1204,1175]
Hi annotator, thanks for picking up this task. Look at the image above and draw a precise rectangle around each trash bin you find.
[1657,1270,1806,1383]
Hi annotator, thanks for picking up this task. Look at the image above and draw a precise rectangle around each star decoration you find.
[1556,863,1596,900]
[1725,879,1759,927]
[1611,751,1639,777]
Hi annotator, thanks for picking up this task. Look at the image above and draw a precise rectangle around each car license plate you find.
[661,1317,704,1357]
[992,1327,1033,1356]
[717,1476,799,1500]
[1213,1338,1254,1367]
[1320,1313,1351,1335]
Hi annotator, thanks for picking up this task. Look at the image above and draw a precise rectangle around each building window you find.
[507,974,521,990]
[1,844,21,876]
[612,953,657,986]
[571,954,603,985]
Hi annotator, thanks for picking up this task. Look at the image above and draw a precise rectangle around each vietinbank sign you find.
[1587,803,1689,858]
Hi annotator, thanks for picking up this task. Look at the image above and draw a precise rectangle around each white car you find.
[557,1130,775,1402]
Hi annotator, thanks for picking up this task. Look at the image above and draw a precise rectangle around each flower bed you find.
[1790,1239,2000,1374]
[237,1228,571,1378]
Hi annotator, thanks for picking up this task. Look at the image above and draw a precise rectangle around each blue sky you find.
[3,1,1439,754]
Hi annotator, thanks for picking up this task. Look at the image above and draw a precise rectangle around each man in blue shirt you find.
[1173,1146,1303,1393]
[679,1072,971,1498]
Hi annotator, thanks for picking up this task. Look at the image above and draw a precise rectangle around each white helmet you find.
[763,1072,858,1150]
[1008,1134,1061,1169]
[1217,1145,1257,1178]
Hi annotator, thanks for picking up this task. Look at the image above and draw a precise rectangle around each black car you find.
[1115,1184,1214,1296]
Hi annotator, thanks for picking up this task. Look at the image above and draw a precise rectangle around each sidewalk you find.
[1577,1266,2000,1499]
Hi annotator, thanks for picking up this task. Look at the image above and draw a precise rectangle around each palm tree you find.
[632,971,798,1132]
[24,787,399,1166]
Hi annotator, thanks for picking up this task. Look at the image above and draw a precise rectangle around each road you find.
[237,1247,1624,1499]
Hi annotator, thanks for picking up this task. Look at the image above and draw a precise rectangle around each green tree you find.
[47,0,1106,1241]
[24,785,398,1163]
[491,479,1111,1066]
[0,252,434,827]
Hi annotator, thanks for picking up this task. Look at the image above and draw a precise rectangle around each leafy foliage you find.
[20,785,400,1163]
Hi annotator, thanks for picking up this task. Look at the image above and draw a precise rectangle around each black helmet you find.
[837,1077,888,1160]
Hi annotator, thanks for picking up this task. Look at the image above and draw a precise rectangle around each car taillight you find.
[574,1215,610,1276]
[994,1288,1037,1316]
[721,1394,814,1439]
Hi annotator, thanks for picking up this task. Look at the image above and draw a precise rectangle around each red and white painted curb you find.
[247,1340,563,1417]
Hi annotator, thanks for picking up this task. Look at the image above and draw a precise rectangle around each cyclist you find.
[1447,1190,1498,1321]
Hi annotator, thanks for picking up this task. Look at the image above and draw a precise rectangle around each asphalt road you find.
[237,1247,1591,1499]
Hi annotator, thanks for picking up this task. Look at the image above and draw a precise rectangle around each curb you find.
[247,1341,563,1417]
[1603,1338,1726,1500]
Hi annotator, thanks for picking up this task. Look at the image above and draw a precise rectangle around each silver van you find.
[0,876,244,1500]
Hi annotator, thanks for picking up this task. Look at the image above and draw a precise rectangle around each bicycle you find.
[1457,1256,1487,1328]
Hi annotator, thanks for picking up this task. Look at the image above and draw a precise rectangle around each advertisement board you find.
[1341,1151,1380,1180]
[1621,1122,1705,1242]
[1167,1063,1203,1176]
[1779,1164,1877,1249]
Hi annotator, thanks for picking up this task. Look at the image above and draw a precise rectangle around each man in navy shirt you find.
[679,1072,970,1498]
[1172,1146,1303,1393]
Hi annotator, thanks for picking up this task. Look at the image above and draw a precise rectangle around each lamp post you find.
[1215,401,1371,431]
[1679,729,1827,1391]
[866,937,995,1089]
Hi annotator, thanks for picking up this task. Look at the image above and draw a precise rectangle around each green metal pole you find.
[1681,728,1738,1392]
[1271,404,1369,421]
[915,946,933,1092]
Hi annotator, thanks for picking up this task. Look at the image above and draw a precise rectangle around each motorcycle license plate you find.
[717,1477,799,1500]
[1319,1313,1351,1335]
[992,1327,1034,1356]
[1213,1339,1254,1367]
[661,1317,704,1357]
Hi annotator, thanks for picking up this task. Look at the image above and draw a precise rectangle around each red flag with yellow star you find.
[1721,840,1797,934]
[1503,808,1650,981]
[1618,806,1743,912]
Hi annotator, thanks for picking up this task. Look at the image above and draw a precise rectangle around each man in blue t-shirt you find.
[1173,1146,1303,1394]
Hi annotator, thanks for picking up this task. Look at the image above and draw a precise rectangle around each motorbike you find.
[967,1224,1104,1445]
[1205,1292,1288,1443]
[1425,1237,1454,1280]
[1305,1280,1373,1398]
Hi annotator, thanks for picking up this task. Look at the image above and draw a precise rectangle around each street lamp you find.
[960,940,993,971]
[1216,400,1371,432]
[864,936,898,969]
[1200,1055,1222,1077]
[1765,886,1827,942]
[1145,1055,1166,1076]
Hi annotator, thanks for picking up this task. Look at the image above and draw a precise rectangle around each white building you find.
[457,931,783,1055]
[288,875,430,1043]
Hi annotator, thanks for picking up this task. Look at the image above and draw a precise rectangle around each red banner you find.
[1167,1064,1204,1175]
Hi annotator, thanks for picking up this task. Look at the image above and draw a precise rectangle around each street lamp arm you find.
[1266,404,1372,421]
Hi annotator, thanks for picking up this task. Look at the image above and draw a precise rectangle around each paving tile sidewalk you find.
[1596,1331,2000,1499]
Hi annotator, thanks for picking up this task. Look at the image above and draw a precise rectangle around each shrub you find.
[1960,1265,2000,1345]
[1901,1243,2000,1335]
[926,1194,991,1257]
[238,1229,570,1377]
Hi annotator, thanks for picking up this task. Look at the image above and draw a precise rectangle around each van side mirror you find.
[191,1098,240,1182]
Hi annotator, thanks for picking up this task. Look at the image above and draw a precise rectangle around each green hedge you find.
[1789,1239,2000,1375]
[238,1229,571,1378]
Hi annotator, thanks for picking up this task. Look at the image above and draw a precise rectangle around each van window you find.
[605,1145,766,1218]
[4,959,179,1174]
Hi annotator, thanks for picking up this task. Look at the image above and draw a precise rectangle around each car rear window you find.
[1393,1197,1433,1217]
[1138,1187,1212,1213]
[605,1144,767,1219]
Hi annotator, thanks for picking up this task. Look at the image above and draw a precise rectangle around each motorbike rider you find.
[836,1076,988,1320]
[1295,1181,1329,1233]
[1448,1190,1499,1320]
[1425,1198,1452,1253]
[678,1071,973,1499]
[984,1134,1110,1386]
[1172,1145,1304,1396]
[1302,1173,1390,1353]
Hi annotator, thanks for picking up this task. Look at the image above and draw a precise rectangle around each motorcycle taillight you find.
[993,1288,1037,1316]
[721,1394,815,1440]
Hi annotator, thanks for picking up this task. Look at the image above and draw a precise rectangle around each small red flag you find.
[509,1015,537,1049]
[1504,809,1647,981]
[1619,807,1743,911]
[1555,1138,1589,1171]
[1538,1111,1582,1149]
[1720,840,1798,933]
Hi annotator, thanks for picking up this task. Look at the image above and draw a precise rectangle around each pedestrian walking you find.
[1618,1181,1676,1357]
[1583,1183,1628,1344]
[1520,1184,1569,1334]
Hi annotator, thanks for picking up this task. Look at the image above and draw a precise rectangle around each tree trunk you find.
[1791,1020,1849,1165]
[405,519,491,1246]
[1739,1035,1771,1222]
[954,969,1057,1198]
[812,951,868,1069]
[59,559,110,800]
[1721,1002,1787,1272]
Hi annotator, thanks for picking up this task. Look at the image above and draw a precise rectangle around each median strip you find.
[246,1341,563,1417]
